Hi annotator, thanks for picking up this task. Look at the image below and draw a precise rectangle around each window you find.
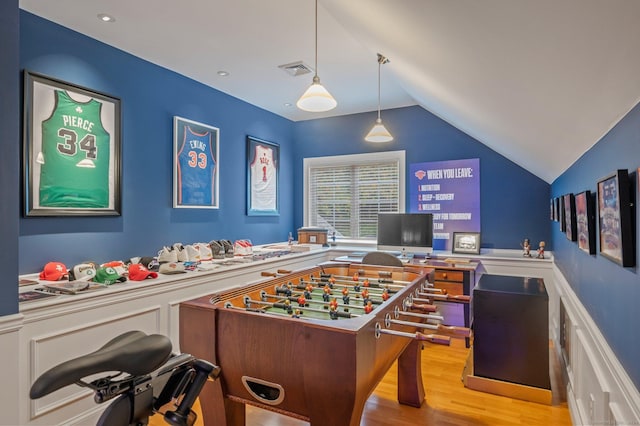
[304,151,405,240]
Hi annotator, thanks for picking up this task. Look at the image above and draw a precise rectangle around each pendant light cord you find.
[315,0,319,79]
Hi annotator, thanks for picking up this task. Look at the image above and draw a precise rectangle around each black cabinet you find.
[472,274,550,390]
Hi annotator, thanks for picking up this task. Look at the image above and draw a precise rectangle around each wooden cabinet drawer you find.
[434,270,464,282]
[432,281,463,296]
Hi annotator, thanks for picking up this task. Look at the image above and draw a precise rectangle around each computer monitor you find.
[376,213,434,256]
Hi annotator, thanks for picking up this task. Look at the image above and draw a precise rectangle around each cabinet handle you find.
[442,273,447,279]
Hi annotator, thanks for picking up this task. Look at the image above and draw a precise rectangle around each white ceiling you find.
[19,0,640,183]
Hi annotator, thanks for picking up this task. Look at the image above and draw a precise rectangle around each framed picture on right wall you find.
[597,169,634,267]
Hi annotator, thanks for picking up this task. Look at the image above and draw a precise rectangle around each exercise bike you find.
[30,330,220,426]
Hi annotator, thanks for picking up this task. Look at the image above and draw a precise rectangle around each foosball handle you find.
[277,269,292,274]
[436,324,471,338]
[164,360,219,426]
[449,295,471,303]
[261,271,277,277]
[409,302,438,313]
[416,333,451,345]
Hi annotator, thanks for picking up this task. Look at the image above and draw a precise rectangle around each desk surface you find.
[475,274,547,297]
[333,254,480,271]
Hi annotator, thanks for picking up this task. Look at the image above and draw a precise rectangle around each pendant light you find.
[296,0,337,112]
[365,53,393,143]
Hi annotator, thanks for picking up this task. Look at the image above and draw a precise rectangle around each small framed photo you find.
[173,116,219,209]
[575,190,596,255]
[563,193,577,242]
[452,232,481,254]
[597,170,634,267]
[246,136,279,216]
[23,71,121,216]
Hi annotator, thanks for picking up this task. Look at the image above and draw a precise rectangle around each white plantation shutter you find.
[304,151,405,240]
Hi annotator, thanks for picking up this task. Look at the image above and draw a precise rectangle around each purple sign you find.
[409,158,480,250]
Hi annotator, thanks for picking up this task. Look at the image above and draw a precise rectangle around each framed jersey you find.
[23,71,122,216]
[173,116,219,209]
[246,135,279,216]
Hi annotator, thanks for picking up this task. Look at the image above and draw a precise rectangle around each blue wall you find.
[293,106,551,250]
[19,12,295,274]
[13,12,550,295]
[552,103,640,389]
[0,0,20,316]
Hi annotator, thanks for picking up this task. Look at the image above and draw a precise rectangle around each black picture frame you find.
[173,116,220,209]
[559,195,566,232]
[246,136,279,216]
[554,197,561,222]
[564,193,577,242]
[575,190,596,255]
[23,71,121,216]
[597,169,634,267]
[451,232,481,254]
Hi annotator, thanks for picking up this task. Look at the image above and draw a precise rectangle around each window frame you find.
[303,150,406,241]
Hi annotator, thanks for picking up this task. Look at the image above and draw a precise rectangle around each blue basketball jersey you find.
[177,126,216,205]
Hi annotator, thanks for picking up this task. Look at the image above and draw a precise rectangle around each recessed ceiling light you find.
[97,13,115,23]
[217,71,229,77]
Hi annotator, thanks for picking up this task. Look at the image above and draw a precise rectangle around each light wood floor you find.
[245,338,573,426]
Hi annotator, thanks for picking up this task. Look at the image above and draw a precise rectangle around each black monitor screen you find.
[377,213,434,255]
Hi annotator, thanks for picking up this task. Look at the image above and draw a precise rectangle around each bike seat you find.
[30,330,173,399]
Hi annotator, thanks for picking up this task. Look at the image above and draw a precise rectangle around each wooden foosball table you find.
[179,262,469,426]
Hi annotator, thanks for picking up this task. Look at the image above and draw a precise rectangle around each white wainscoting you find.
[554,266,640,425]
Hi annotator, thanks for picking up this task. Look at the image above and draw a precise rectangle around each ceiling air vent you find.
[278,61,313,77]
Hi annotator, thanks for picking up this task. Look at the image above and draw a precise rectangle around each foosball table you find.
[179,262,470,426]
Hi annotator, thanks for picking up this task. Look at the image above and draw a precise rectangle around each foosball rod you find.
[308,276,406,291]
[388,318,470,338]
[223,303,314,321]
[275,285,387,303]
[376,328,451,345]
[243,297,359,318]
[314,274,409,288]
[414,294,471,304]
[259,292,369,312]
[298,279,394,296]
[395,310,444,322]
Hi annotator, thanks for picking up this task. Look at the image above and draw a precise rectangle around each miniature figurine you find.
[362,278,370,288]
[537,241,546,259]
[329,298,339,311]
[381,289,390,301]
[329,305,339,320]
[522,238,532,257]
[364,300,374,314]
[297,294,306,307]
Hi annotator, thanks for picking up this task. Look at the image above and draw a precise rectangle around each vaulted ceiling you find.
[20,0,640,183]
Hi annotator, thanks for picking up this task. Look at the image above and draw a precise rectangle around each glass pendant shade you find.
[365,118,394,143]
[296,76,337,112]
[365,53,393,143]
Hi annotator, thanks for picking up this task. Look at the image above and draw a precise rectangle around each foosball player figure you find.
[322,284,332,302]
[352,272,359,282]
[283,283,293,297]
[361,289,370,305]
[381,288,390,301]
[362,278,370,288]
[329,297,339,311]
[329,276,336,288]
[364,300,374,314]
[537,241,546,259]
[354,282,361,292]
[297,294,307,307]
[291,309,302,319]
[306,283,314,295]
[283,299,293,315]
[329,305,339,320]
[304,289,312,300]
